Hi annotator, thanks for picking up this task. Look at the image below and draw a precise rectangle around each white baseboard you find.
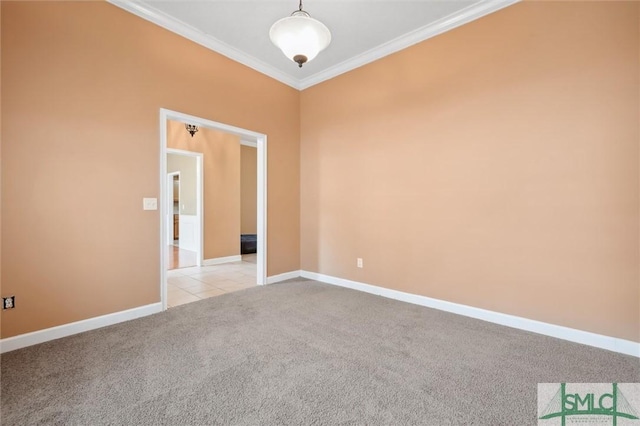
[266,270,302,285]
[4,273,636,358]
[300,270,640,358]
[202,255,242,266]
[0,302,162,354]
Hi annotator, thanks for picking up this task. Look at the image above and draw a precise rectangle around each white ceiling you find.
[109,0,518,90]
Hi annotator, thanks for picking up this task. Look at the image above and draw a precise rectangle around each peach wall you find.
[301,1,640,341]
[1,1,299,338]
[241,145,257,235]
[167,120,241,259]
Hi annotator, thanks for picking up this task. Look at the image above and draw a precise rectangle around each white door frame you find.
[166,171,180,244]
[159,108,268,311]
[166,149,203,263]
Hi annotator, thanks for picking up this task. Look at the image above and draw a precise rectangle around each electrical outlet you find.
[3,296,15,309]
[357,258,363,268]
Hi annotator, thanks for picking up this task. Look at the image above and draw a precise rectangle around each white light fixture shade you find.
[269,11,331,67]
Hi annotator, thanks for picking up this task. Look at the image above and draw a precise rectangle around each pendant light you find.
[269,0,331,68]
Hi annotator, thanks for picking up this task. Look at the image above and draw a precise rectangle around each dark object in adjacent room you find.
[241,234,257,254]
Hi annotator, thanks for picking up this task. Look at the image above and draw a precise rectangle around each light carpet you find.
[1,279,638,424]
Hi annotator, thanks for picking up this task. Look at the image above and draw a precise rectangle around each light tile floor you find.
[167,254,257,308]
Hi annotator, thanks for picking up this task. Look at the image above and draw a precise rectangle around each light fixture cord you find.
[299,0,302,11]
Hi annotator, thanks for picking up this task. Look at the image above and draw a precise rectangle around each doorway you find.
[167,172,198,269]
[167,172,179,245]
[166,149,204,270]
[159,109,267,311]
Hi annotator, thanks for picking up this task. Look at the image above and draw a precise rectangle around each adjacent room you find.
[165,119,259,308]
[1,0,638,424]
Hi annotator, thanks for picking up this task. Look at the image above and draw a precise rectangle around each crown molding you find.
[298,0,521,90]
[108,0,519,91]
[107,0,302,90]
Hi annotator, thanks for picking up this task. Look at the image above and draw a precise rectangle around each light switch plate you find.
[143,198,158,210]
